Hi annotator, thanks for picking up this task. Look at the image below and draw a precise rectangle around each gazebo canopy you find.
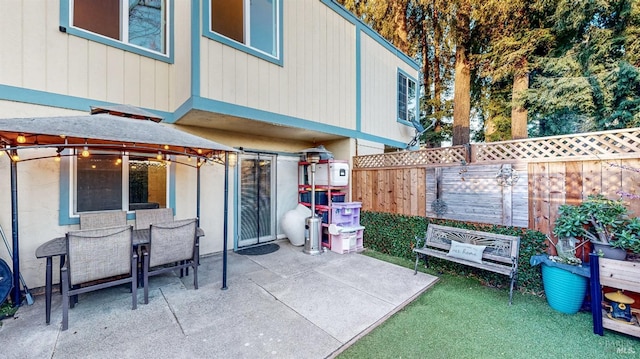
[0,107,235,159]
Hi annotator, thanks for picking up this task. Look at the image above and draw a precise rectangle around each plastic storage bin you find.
[331,202,361,227]
[314,162,349,186]
[329,226,364,254]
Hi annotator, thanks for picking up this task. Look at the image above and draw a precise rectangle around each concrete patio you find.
[0,240,438,358]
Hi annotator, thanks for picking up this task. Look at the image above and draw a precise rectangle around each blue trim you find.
[59,1,175,64]
[396,68,418,127]
[191,0,201,96]
[0,85,172,120]
[202,0,284,67]
[355,28,362,131]
[59,155,74,225]
[320,0,419,71]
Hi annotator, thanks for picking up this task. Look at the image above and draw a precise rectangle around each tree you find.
[452,0,471,145]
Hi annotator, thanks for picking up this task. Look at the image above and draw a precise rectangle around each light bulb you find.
[156,151,163,160]
[16,134,26,144]
[81,147,90,158]
[115,158,122,165]
[11,154,19,162]
[197,149,203,154]
[164,144,170,150]
[54,153,61,162]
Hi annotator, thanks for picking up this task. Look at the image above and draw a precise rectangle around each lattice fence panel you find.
[473,128,640,163]
[354,146,467,168]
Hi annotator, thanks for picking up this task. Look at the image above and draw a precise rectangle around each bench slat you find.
[414,248,513,276]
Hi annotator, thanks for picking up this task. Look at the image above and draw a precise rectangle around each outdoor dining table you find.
[35,227,204,325]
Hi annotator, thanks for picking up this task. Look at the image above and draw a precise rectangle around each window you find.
[74,153,168,213]
[397,71,417,124]
[208,0,281,61]
[65,0,170,59]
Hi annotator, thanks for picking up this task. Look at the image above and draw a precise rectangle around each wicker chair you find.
[61,225,137,331]
[134,208,174,230]
[79,211,127,230]
[142,218,198,304]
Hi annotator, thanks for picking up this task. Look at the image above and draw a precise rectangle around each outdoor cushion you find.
[447,240,486,264]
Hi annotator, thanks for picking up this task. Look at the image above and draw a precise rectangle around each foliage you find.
[336,0,640,143]
[553,194,639,250]
[0,301,18,322]
[360,211,548,294]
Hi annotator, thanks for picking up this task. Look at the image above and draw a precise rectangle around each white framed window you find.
[71,152,169,213]
[397,70,418,125]
[63,0,171,61]
[207,0,282,63]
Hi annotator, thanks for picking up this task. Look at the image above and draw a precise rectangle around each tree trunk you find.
[392,0,410,54]
[432,5,443,147]
[511,57,529,139]
[452,0,471,146]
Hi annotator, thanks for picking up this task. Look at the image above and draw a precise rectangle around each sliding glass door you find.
[238,153,276,247]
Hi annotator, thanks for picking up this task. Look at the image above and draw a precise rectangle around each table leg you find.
[45,256,52,325]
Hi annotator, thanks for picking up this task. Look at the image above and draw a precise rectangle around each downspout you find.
[222,151,229,290]
[10,158,20,307]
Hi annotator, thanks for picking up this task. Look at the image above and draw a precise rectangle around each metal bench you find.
[413,224,520,304]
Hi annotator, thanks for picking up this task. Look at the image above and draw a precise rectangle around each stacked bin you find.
[329,202,364,253]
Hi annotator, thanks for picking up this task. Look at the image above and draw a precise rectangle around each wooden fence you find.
[352,128,640,236]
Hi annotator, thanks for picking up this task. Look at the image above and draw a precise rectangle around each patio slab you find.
[0,240,438,358]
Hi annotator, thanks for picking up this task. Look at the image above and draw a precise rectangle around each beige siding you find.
[0,0,191,113]
[360,33,416,144]
[200,0,357,129]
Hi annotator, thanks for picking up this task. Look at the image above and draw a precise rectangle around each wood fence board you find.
[549,162,566,239]
[583,160,602,197]
[621,158,640,216]
[602,159,622,200]
[565,161,583,206]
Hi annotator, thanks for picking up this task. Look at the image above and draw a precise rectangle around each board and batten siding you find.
[359,33,416,142]
[0,0,191,112]
[200,0,358,129]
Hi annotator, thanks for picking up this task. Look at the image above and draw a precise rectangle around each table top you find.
[35,227,204,259]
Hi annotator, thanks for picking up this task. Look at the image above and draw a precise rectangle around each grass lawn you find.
[338,251,639,359]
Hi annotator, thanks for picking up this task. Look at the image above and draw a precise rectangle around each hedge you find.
[360,211,548,294]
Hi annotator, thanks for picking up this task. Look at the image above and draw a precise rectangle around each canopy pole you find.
[10,158,20,307]
[196,162,201,226]
[222,152,229,290]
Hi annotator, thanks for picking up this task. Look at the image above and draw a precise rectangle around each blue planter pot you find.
[542,264,588,314]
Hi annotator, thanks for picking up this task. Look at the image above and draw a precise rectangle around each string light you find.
[81,146,90,158]
[16,134,26,144]
[11,151,19,162]
[156,151,163,160]
[54,153,61,162]
[163,144,170,150]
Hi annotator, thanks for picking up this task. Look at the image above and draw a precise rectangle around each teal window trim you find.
[202,0,283,66]
[58,153,176,225]
[397,68,418,127]
[59,0,175,64]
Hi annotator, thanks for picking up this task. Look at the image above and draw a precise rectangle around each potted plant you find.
[553,194,632,260]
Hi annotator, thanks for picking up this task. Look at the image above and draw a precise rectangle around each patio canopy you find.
[0,107,234,306]
[0,110,235,159]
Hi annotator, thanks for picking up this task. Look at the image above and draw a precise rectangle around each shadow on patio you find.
[0,240,437,358]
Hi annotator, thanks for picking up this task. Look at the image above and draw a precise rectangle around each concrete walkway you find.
[0,241,438,359]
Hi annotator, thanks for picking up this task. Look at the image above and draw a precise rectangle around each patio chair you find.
[142,218,198,304]
[134,208,174,230]
[61,225,137,331]
[80,210,127,230]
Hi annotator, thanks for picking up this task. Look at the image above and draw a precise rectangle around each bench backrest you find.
[424,224,520,265]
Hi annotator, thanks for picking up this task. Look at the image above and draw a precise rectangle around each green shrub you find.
[361,211,547,294]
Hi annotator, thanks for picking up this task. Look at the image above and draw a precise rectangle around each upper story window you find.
[397,70,418,125]
[206,0,282,65]
[63,0,172,62]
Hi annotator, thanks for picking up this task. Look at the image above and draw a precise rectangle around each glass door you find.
[238,153,276,247]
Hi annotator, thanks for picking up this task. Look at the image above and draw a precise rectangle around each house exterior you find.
[0,0,419,288]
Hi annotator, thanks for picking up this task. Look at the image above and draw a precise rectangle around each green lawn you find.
[339,251,639,359]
